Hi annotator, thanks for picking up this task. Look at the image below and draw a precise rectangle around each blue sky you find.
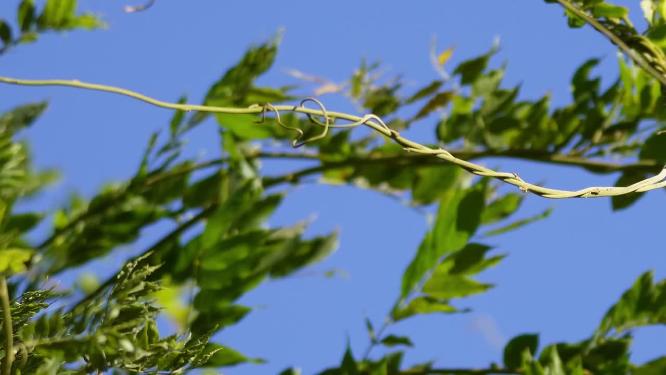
[1,1,665,374]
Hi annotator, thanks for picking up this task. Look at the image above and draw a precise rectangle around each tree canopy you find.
[0,0,666,374]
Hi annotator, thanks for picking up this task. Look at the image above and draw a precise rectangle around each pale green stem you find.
[1,75,665,199]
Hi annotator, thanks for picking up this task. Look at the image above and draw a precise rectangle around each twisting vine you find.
[1,75,665,199]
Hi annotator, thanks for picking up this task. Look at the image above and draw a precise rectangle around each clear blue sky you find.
[1,1,665,374]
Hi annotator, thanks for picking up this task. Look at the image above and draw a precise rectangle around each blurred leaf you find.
[591,4,628,19]
[639,131,666,162]
[0,102,48,132]
[0,247,32,274]
[201,38,279,108]
[422,273,492,299]
[380,335,414,348]
[504,333,539,369]
[412,91,455,120]
[483,208,552,237]
[269,232,339,277]
[18,0,35,32]
[36,0,104,31]
[216,113,275,140]
[633,356,666,375]
[392,296,457,321]
[202,343,262,367]
[612,171,649,211]
[0,20,11,45]
[363,85,401,116]
[411,166,459,205]
[405,80,443,104]
[454,49,495,85]
[365,317,377,343]
[596,271,666,339]
[4,212,43,233]
[481,193,524,224]
[437,48,454,66]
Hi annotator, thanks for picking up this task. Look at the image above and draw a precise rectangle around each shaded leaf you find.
[504,333,539,369]
[612,171,648,211]
[380,335,413,348]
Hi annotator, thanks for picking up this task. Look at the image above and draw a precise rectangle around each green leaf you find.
[481,193,523,224]
[391,296,457,321]
[453,49,495,85]
[405,80,443,104]
[201,37,279,108]
[633,356,666,375]
[411,166,460,205]
[591,4,628,19]
[183,171,227,208]
[401,183,485,297]
[611,171,648,211]
[216,113,275,140]
[412,91,454,120]
[341,344,359,375]
[639,131,666,162]
[446,243,499,275]
[504,333,539,369]
[18,0,35,32]
[365,317,377,343]
[0,248,33,274]
[191,303,251,335]
[0,20,12,45]
[422,273,492,299]
[269,232,339,277]
[4,212,43,233]
[0,102,48,132]
[596,271,666,338]
[483,208,552,237]
[36,0,104,31]
[202,343,262,367]
[363,85,401,116]
[380,335,413,348]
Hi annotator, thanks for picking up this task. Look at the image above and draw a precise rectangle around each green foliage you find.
[504,333,539,369]
[596,271,666,339]
[0,0,103,53]
[1,1,666,374]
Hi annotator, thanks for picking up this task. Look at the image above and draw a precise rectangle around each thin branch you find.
[1,75,665,198]
[33,148,662,254]
[0,277,13,375]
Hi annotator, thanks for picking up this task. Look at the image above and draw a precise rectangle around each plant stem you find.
[2,75,665,198]
[0,277,13,375]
